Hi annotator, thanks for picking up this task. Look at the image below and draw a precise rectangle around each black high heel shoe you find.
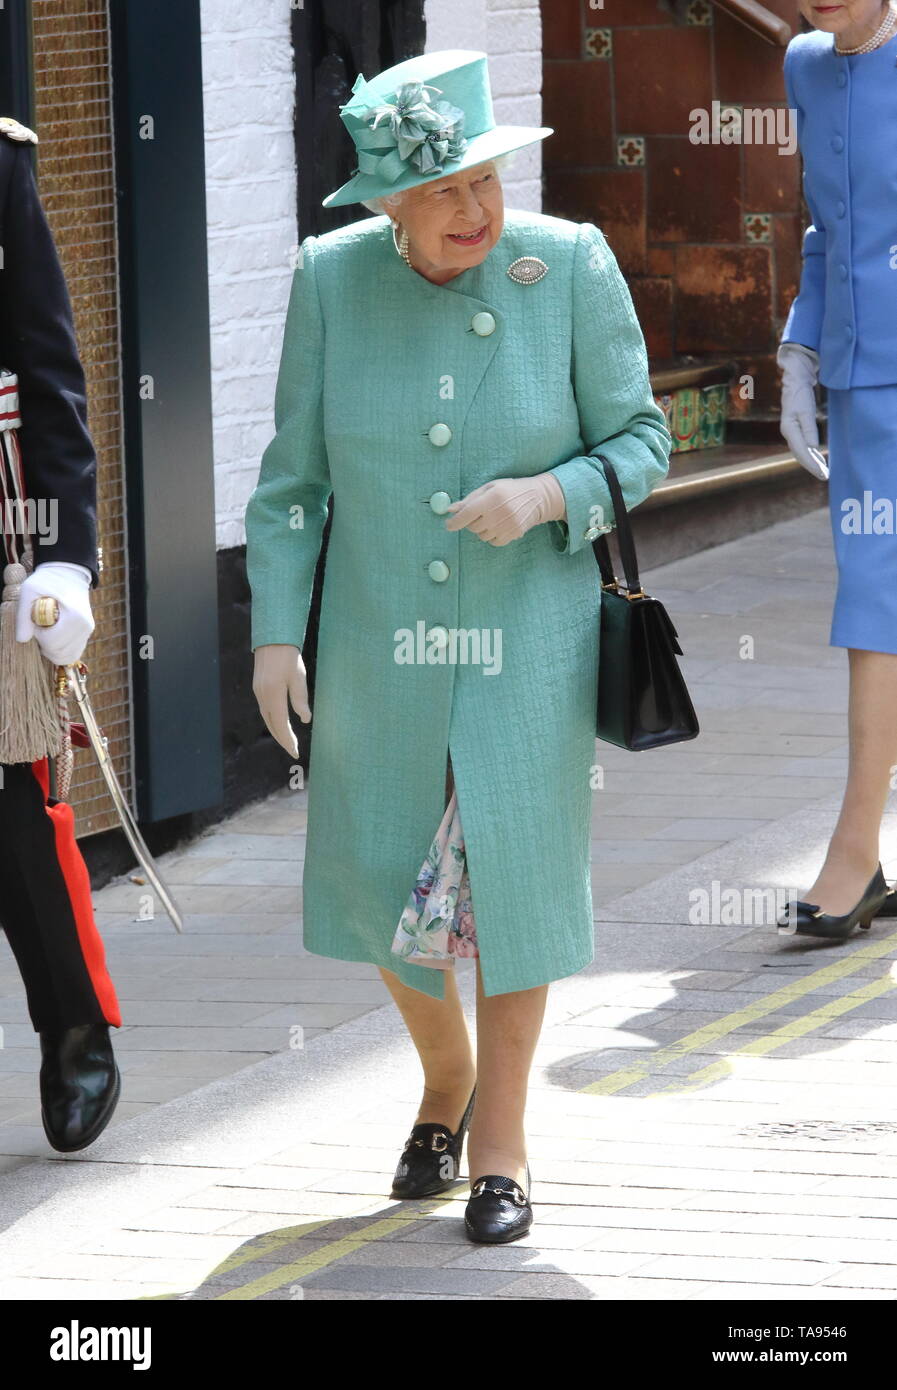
[390,1086,476,1199]
[777,864,889,940]
[464,1162,532,1244]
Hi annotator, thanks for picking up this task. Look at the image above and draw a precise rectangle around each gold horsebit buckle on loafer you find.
[406,1131,450,1153]
[470,1179,528,1206]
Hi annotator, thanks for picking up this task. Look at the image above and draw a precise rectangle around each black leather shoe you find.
[39,1023,120,1153]
[777,864,889,940]
[465,1163,532,1244]
[391,1086,476,1198]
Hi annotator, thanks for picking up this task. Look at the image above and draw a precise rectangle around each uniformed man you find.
[0,116,121,1152]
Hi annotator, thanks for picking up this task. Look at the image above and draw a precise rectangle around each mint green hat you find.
[322,49,552,209]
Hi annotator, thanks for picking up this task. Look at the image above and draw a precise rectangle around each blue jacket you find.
[781,29,897,389]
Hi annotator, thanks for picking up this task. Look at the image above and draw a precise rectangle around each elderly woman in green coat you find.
[245,50,671,1243]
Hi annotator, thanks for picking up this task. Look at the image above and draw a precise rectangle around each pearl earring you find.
[393,221,412,267]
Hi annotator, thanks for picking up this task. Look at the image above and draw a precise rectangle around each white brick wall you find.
[214,0,544,551]
[202,0,298,551]
[426,0,545,211]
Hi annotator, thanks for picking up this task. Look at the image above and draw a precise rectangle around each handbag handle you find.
[591,453,644,598]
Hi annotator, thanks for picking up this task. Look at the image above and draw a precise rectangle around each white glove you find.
[252,644,310,757]
[444,472,566,545]
[16,561,95,665]
[778,342,829,481]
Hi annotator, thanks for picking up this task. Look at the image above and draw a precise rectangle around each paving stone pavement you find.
[3,506,897,1300]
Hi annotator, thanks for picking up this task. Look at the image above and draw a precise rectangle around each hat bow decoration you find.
[322,51,552,209]
[348,77,469,185]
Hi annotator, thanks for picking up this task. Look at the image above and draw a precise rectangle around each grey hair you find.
[360,148,519,216]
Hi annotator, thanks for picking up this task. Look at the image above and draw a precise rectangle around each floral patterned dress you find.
[390,787,479,969]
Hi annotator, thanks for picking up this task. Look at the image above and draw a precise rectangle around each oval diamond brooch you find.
[507,256,549,285]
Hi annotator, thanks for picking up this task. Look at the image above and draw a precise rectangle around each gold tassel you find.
[0,372,65,764]
[0,553,62,763]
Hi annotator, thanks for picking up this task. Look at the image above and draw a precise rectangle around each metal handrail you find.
[639,451,806,510]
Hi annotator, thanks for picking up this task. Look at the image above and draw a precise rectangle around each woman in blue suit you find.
[778,1,897,938]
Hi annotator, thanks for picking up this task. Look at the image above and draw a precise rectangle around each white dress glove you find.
[252,644,310,758]
[16,561,95,665]
[777,342,829,481]
[444,472,566,545]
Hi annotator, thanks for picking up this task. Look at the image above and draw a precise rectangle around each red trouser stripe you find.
[30,757,122,1027]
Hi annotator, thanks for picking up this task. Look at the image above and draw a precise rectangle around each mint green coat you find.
[245,209,671,998]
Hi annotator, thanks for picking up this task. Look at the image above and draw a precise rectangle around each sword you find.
[64,661,184,933]
[29,597,184,932]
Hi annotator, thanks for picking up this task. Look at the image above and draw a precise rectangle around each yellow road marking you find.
[646,972,897,1096]
[581,925,897,1095]
[139,1218,338,1299]
[209,1219,329,1274]
[213,1198,453,1301]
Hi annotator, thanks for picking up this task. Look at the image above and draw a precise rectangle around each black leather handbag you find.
[592,455,699,751]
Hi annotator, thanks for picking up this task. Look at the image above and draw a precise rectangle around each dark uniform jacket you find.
[0,124,99,585]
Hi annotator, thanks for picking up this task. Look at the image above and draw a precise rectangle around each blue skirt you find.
[827,384,897,654]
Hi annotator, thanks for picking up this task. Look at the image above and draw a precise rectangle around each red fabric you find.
[29,757,122,1026]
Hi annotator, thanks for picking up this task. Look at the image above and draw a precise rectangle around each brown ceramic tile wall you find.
[540,0,805,421]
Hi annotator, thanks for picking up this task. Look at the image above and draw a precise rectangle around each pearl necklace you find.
[835,0,897,54]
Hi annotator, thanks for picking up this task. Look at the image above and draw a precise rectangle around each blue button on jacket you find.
[781,30,897,388]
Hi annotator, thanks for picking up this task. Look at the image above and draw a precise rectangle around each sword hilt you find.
[31,595,59,627]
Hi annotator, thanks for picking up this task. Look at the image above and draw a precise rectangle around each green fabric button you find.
[427,624,450,649]
[471,311,496,337]
[429,490,452,514]
[428,422,453,447]
[428,559,450,583]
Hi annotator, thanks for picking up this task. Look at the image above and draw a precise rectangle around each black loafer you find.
[777,864,889,940]
[465,1163,532,1244]
[39,1023,121,1153]
[391,1086,476,1198]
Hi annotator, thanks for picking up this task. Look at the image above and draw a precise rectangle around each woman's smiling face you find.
[392,161,505,283]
